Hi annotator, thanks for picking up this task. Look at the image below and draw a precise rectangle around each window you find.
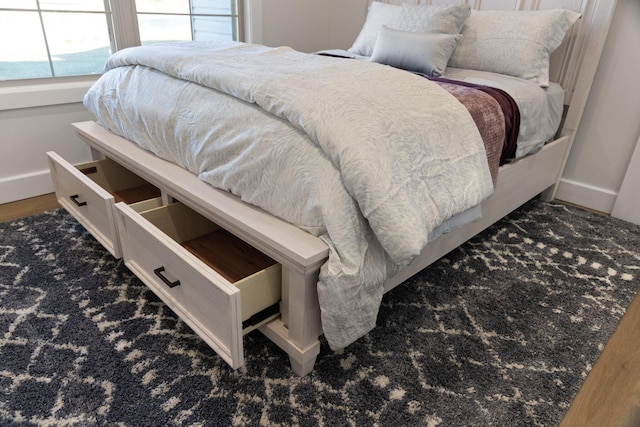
[0,0,241,81]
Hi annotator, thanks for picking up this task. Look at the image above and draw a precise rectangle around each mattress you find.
[317,49,565,159]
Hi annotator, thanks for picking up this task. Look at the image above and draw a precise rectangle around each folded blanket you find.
[428,76,520,165]
[85,41,495,349]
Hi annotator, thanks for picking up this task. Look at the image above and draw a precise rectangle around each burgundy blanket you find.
[428,76,521,167]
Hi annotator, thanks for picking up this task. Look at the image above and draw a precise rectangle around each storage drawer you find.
[47,151,161,258]
[114,202,281,369]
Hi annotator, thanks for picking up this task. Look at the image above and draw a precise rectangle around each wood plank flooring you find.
[0,193,60,223]
[1,193,639,425]
[559,290,640,427]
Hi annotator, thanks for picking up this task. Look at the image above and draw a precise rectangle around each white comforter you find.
[84,41,494,349]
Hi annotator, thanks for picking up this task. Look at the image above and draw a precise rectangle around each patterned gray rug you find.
[1,200,639,426]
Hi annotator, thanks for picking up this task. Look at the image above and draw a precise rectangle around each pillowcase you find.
[348,2,471,57]
[448,9,582,87]
[348,2,401,57]
[371,26,461,77]
[394,3,471,34]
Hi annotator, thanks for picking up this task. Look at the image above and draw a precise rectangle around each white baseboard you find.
[0,169,54,205]
[554,177,617,214]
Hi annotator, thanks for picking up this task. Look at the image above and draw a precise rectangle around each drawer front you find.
[115,203,246,368]
[47,152,120,258]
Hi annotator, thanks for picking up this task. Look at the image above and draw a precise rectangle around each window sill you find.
[0,76,99,111]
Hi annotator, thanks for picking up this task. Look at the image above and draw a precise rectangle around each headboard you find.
[368,0,617,133]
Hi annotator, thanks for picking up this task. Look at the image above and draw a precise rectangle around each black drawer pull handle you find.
[70,194,87,207]
[154,267,180,288]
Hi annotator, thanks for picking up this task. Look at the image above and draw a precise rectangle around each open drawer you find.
[114,201,281,369]
[47,151,161,258]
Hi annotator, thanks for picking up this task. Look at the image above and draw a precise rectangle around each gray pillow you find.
[371,26,461,77]
[348,2,401,57]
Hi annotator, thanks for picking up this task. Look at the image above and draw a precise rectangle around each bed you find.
[47,0,617,376]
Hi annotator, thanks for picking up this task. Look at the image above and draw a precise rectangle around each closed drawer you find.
[115,202,281,369]
[47,151,161,258]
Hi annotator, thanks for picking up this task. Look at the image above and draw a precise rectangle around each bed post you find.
[259,262,324,376]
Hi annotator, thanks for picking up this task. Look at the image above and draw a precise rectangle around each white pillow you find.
[394,3,470,34]
[348,2,470,57]
[371,26,461,77]
[348,2,401,57]
[448,9,581,87]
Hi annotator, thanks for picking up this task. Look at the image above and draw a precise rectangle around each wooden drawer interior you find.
[139,203,277,280]
[77,158,161,204]
[138,202,281,324]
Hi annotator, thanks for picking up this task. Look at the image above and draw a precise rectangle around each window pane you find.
[42,12,111,77]
[193,16,234,41]
[0,0,240,81]
[0,0,37,8]
[38,0,104,12]
[136,0,189,14]
[192,0,232,15]
[0,11,51,80]
[138,14,192,44]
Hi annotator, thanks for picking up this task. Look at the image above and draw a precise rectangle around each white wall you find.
[248,0,365,51]
[1,0,637,219]
[612,135,640,225]
[555,0,640,213]
[0,81,95,204]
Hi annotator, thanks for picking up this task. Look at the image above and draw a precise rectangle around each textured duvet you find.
[84,41,494,349]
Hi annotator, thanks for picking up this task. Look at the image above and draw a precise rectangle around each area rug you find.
[1,200,639,426]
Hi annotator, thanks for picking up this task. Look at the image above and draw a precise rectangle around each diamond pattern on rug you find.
[0,201,638,426]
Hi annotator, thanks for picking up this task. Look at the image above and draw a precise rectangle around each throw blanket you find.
[428,76,520,165]
[85,41,495,349]
[429,78,510,184]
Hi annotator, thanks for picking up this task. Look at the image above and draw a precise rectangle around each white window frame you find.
[112,0,247,50]
[112,0,142,51]
[0,0,250,111]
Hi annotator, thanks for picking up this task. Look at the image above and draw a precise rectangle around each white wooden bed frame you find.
[61,0,617,376]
